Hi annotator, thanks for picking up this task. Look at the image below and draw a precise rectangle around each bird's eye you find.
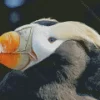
[48,37,57,43]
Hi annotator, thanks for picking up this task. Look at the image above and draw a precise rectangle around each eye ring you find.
[48,37,57,43]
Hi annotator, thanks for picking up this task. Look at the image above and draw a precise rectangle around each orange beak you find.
[0,31,37,70]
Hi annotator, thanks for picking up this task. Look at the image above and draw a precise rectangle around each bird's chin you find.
[10,48,38,71]
[20,55,38,71]
[28,50,38,61]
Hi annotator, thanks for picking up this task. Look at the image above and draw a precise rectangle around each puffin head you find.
[0,18,100,71]
[0,19,64,71]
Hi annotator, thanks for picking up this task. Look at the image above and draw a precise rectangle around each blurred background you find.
[0,0,100,78]
[1,0,100,32]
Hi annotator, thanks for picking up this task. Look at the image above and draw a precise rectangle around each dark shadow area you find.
[76,46,100,99]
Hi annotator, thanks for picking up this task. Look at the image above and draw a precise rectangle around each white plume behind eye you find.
[50,21,100,48]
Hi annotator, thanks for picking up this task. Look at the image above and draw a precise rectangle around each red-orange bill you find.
[0,32,30,70]
[0,31,37,70]
[0,53,30,70]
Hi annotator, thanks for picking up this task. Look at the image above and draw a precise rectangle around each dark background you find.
[1,0,100,32]
[0,0,100,78]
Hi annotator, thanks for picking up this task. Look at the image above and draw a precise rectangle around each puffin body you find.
[0,40,99,100]
[0,18,100,100]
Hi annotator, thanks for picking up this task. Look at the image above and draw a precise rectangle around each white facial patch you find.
[32,24,64,63]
